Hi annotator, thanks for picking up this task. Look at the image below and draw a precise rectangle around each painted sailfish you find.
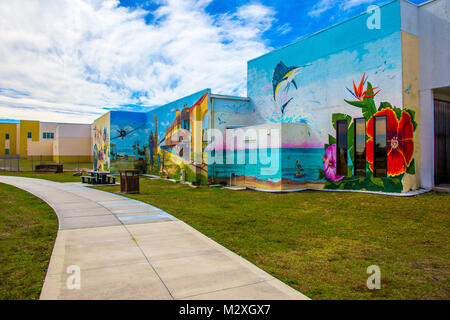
[272,61,307,114]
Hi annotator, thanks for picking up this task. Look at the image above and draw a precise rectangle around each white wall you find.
[55,123,92,156]
[418,0,450,91]
[401,0,419,36]
[56,123,92,138]
[419,89,435,188]
[417,0,450,188]
[401,0,450,188]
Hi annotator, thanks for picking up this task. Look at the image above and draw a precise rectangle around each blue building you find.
[93,0,450,193]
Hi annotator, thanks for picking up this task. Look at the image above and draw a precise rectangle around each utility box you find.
[119,170,140,194]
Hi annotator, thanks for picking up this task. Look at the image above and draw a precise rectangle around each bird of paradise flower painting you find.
[318,73,417,193]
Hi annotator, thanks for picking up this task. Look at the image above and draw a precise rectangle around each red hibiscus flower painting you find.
[366,108,414,177]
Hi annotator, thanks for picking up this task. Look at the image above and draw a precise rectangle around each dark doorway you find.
[434,99,450,185]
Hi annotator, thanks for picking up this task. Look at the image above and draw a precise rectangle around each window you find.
[5,133,9,140]
[42,132,54,139]
[5,149,9,155]
[373,116,387,177]
[354,118,366,176]
[336,119,348,176]
[27,132,32,138]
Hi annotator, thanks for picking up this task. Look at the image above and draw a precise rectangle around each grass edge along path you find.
[0,182,58,300]
[0,171,81,183]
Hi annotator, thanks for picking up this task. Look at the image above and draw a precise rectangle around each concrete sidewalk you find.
[0,176,309,300]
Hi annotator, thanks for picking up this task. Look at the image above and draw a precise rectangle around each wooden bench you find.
[35,164,63,173]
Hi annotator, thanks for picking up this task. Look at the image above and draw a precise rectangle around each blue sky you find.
[119,0,427,49]
[0,0,428,123]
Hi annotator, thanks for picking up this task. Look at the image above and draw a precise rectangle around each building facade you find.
[91,0,449,193]
[2,0,447,193]
[0,120,92,162]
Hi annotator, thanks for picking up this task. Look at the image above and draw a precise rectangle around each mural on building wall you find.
[146,90,210,184]
[207,97,253,184]
[105,90,210,184]
[232,10,412,192]
[319,75,417,193]
[273,61,309,115]
[93,113,110,171]
[110,111,148,173]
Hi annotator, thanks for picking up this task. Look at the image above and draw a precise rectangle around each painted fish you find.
[272,61,306,114]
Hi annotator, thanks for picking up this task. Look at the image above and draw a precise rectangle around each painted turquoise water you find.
[208,148,324,182]
[281,148,324,182]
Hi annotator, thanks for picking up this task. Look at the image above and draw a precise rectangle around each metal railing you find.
[0,155,93,172]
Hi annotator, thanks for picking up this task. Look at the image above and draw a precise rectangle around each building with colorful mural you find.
[90,0,449,193]
[93,90,213,183]
[1,0,445,193]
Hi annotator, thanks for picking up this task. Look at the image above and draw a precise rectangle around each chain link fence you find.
[0,155,93,172]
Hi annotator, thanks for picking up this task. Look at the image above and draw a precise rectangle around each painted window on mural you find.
[5,133,9,140]
[354,118,366,177]
[5,149,9,155]
[336,120,348,177]
[27,132,32,138]
[373,116,387,178]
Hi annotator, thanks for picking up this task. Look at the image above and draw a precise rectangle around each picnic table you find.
[81,171,116,185]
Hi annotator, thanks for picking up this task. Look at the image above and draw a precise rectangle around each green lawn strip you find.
[0,171,81,183]
[0,183,58,300]
[95,178,450,300]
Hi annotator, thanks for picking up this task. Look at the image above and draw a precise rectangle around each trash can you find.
[119,170,140,194]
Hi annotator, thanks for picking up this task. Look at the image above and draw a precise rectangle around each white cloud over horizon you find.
[0,0,276,123]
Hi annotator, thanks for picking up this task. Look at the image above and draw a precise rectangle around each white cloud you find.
[308,0,334,17]
[276,23,292,35]
[0,0,275,123]
[309,0,375,17]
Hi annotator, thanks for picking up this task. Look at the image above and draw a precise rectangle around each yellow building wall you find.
[401,31,420,192]
[53,155,93,163]
[93,112,110,171]
[19,120,39,157]
[190,93,209,164]
[0,123,18,155]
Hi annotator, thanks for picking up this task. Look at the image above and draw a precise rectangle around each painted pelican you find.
[272,61,308,114]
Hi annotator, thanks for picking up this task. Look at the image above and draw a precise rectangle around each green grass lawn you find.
[0,182,58,300]
[0,171,82,183]
[95,178,450,300]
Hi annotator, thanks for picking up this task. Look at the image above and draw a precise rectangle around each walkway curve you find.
[0,176,309,300]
